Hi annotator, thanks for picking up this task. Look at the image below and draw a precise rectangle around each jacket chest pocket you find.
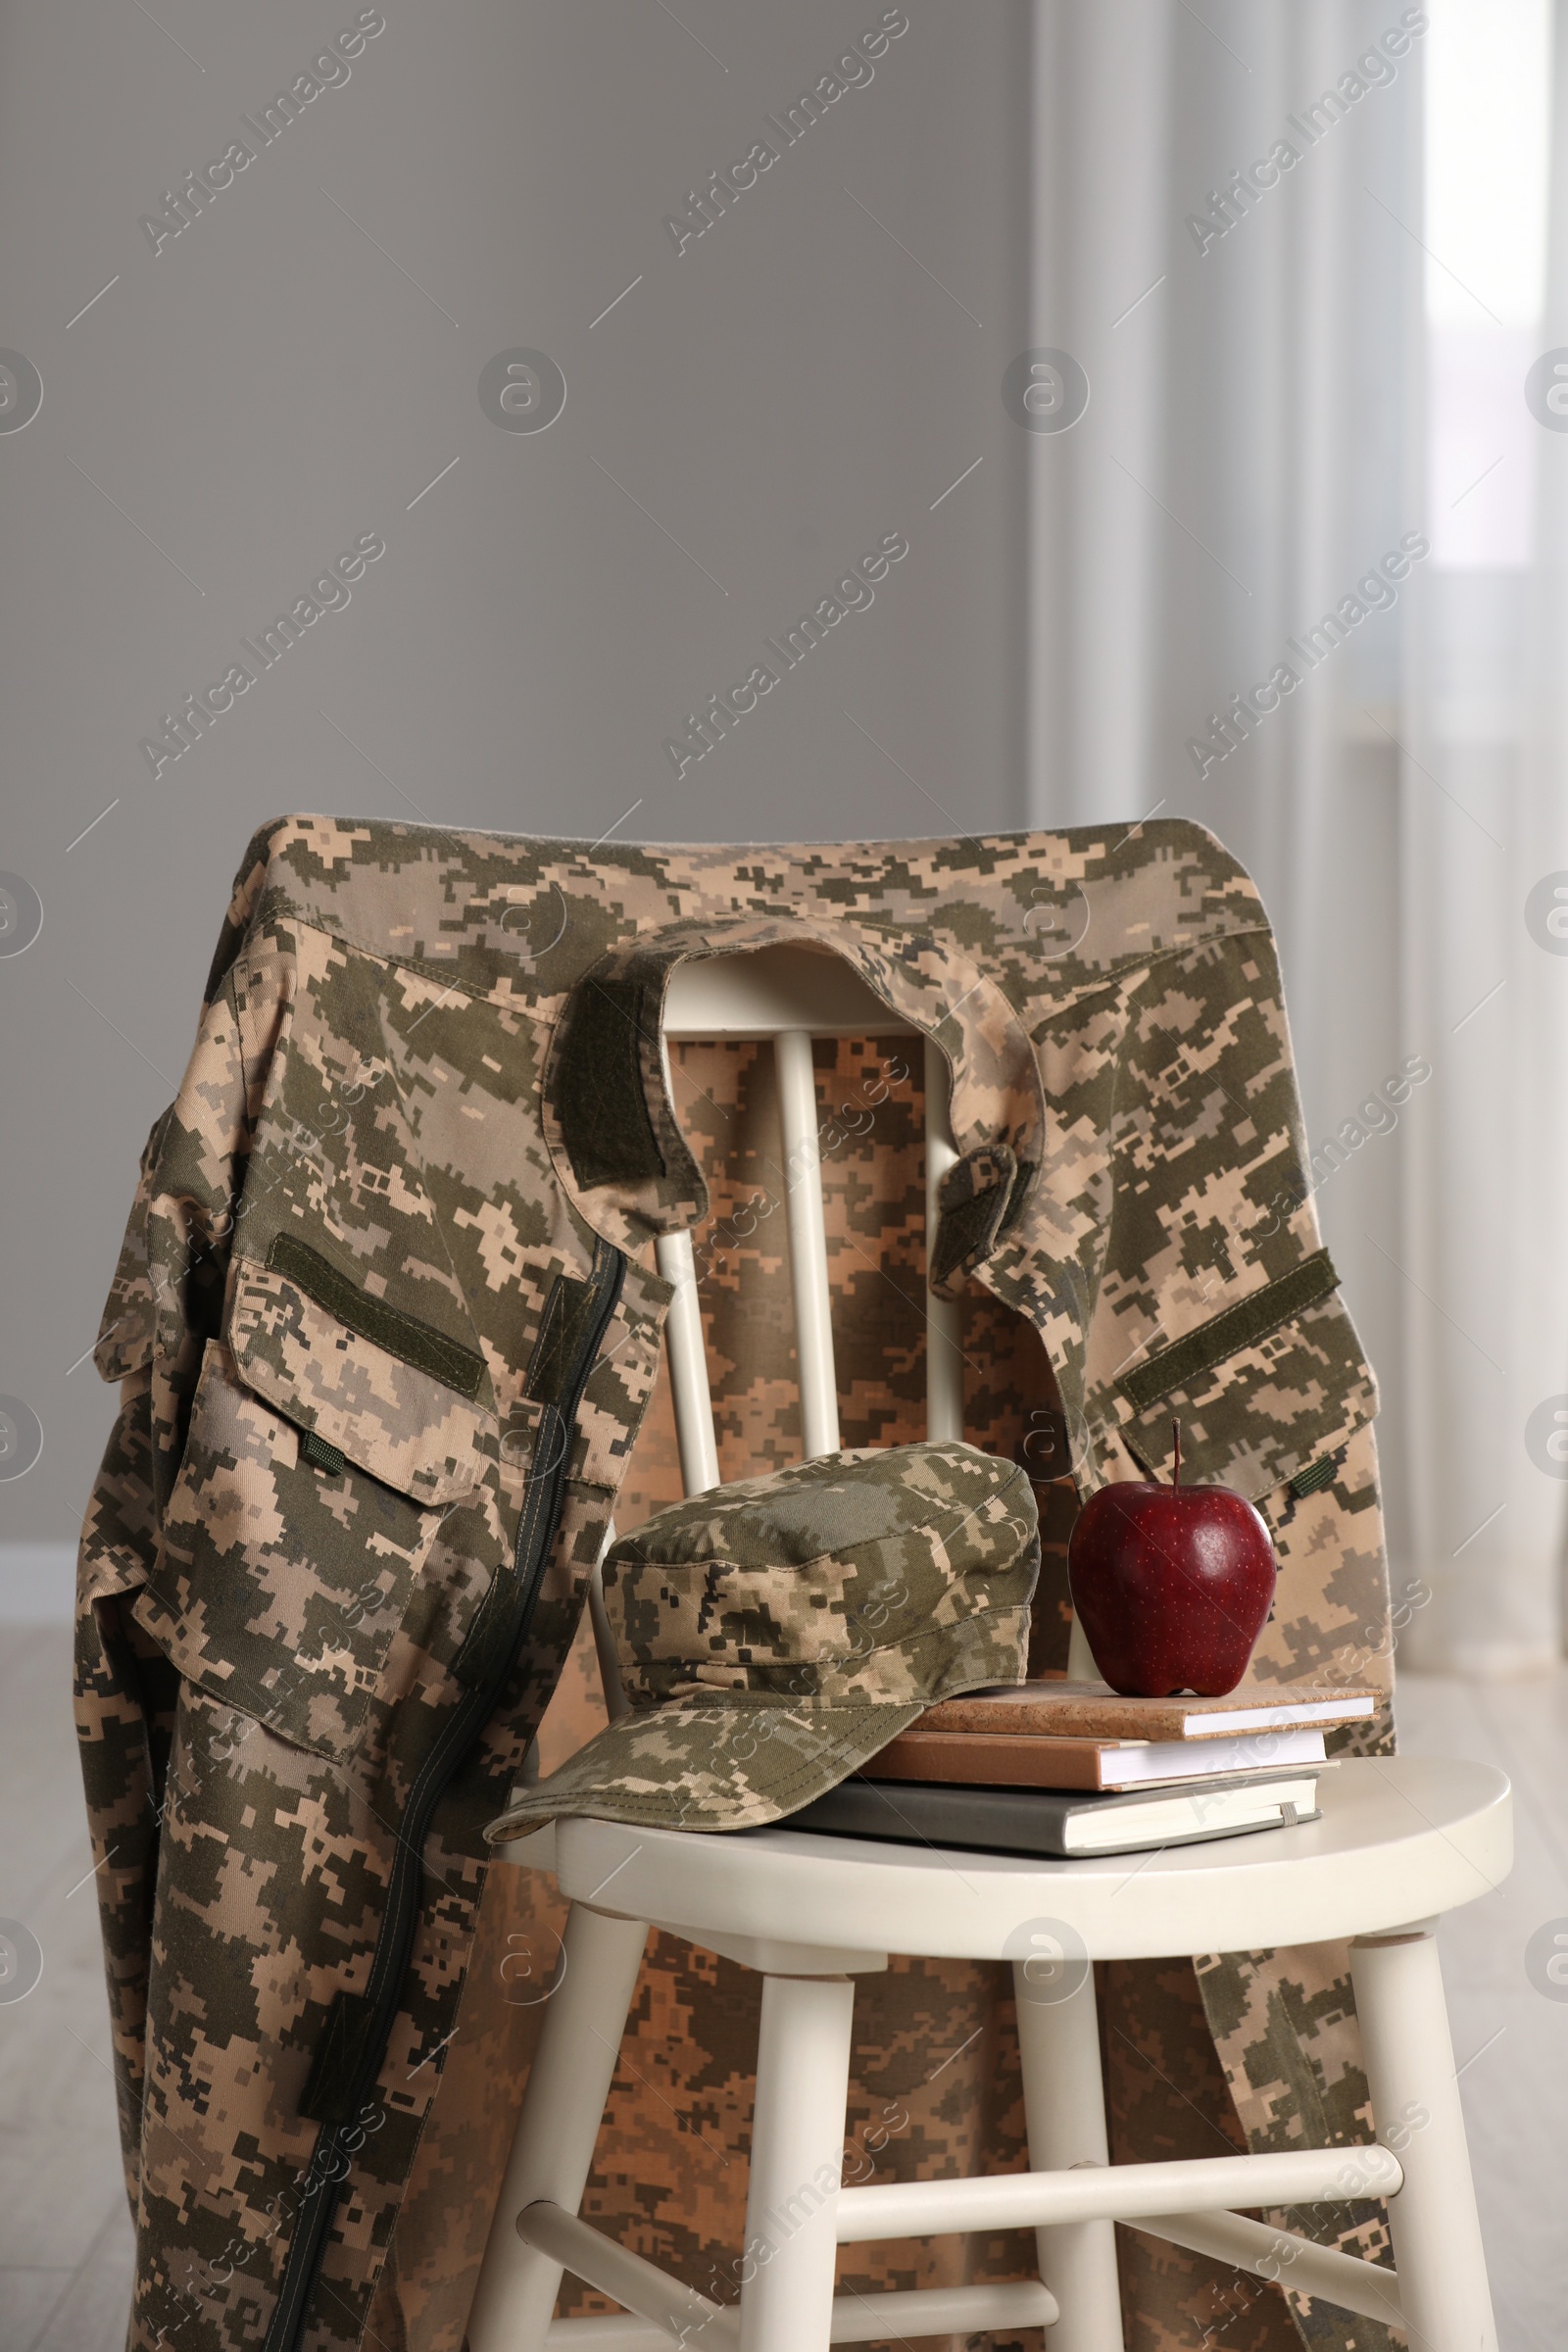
[135,1253,496,1763]
[1110,1254,1377,1503]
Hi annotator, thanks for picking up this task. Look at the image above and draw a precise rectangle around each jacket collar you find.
[541,912,1045,1296]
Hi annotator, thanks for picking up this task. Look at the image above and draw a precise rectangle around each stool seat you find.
[476,1758,1512,2350]
[523,1755,1511,1967]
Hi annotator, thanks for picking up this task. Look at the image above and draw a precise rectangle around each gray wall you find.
[0,2,1032,1580]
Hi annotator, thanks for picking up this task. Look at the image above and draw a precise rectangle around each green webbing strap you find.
[267,1232,488,1399]
[1118,1248,1340,1413]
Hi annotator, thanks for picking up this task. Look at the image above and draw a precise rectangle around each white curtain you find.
[1022,0,1567,1670]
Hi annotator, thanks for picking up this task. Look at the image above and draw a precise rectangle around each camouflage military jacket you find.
[76,816,1395,2352]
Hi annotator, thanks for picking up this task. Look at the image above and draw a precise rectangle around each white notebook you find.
[785,1767,1328,1858]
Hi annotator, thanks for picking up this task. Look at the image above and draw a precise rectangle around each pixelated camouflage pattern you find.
[608,1441,1037,1692]
[1190,1424,1400,2352]
[231,1268,494,1504]
[1250,1423,1396,1752]
[362,1849,560,2352]
[1196,1930,1399,2352]
[487,1442,1038,1837]
[1102,1953,1299,2352]
[1119,1298,1378,1504]
[74,815,1395,2352]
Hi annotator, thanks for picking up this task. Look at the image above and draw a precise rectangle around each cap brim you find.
[483,1691,928,1842]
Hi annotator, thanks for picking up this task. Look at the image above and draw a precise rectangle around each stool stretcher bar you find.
[1137,2209,1404,2329]
[544,2324,674,2349]
[834,2143,1403,2241]
[521,2203,736,2346]
[526,2205,1060,2347]
[544,2323,674,2349]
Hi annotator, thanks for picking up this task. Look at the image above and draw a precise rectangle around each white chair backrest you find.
[586,945,964,1717]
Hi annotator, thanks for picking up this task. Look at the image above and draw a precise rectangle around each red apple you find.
[1066,1424,1277,1695]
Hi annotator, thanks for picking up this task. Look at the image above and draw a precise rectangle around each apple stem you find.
[1172,1418,1181,1486]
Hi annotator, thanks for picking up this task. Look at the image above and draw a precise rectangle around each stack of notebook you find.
[788,1681,1379,1857]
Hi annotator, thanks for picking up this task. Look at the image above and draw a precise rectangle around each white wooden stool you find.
[466,948,1512,2351]
[469,1757,1510,2351]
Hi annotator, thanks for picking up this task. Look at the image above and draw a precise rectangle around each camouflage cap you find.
[484,1441,1040,1838]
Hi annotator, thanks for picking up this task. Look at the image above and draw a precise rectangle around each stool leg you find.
[1348,1927,1497,2352]
[739,1974,857,2352]
[1012,1961,1125,2352]
[465,1903,649,2352]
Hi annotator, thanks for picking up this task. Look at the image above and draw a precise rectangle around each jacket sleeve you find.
[74,1108,182,2207]
[73,930,261,2209]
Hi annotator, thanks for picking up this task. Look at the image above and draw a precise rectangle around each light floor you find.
[1,1629,1561,2351]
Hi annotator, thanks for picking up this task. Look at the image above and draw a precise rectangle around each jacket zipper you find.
[261,1239,626,2352]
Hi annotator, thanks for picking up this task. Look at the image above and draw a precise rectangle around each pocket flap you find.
[1113,1273,1378,1500]
[230,1246,494,1505]
[138,1336,458,1763]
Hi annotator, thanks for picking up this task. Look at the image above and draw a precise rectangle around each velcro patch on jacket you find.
[555,974,668,1189]
[1116,1287,1376,1502]
[232,1261,494,1507]
[1116,1249,1341,1413]
[929,1145,1024,1298]
[268,1232,488,1400]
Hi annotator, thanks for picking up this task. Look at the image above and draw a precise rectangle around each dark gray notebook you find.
[777,1768,1324,1858]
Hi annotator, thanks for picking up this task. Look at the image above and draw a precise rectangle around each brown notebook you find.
[909,1680,1377,1742]
[863,1723,1331,1792]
